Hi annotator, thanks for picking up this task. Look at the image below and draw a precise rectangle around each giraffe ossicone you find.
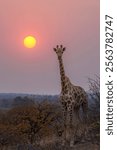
[53,45,88,147]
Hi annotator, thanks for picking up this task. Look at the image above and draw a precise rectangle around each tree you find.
[12,96,35,108]
[88,76,100,115]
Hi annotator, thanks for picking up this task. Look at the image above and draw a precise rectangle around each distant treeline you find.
[0,94,59,109]
[0,92,99,109]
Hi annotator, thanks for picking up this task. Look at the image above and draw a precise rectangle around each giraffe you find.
[53,45,88,147]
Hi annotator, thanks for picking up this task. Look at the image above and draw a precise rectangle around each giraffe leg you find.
[74,108,80,137]
[62,107,67,146]
[68,105,75,147]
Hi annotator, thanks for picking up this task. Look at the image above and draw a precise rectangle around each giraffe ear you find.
[63,47,66,51]
[53,48,57,52]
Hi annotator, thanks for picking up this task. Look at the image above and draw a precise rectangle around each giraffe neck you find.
[58,57,66,91]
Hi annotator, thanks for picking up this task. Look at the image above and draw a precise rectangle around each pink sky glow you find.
[0,0,99,94]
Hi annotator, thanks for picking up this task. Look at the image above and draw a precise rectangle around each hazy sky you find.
[0,0,99,94]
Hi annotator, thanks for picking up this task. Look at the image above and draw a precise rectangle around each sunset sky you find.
[0,0,99,94]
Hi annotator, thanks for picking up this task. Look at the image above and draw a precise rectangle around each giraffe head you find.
[53,45,66,59]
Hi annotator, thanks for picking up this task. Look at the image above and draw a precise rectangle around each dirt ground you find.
[68,142,99,150]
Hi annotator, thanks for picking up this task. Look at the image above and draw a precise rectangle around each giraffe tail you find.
[81,99,88,122]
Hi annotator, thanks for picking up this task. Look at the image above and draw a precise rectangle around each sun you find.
[23,35,37,48]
